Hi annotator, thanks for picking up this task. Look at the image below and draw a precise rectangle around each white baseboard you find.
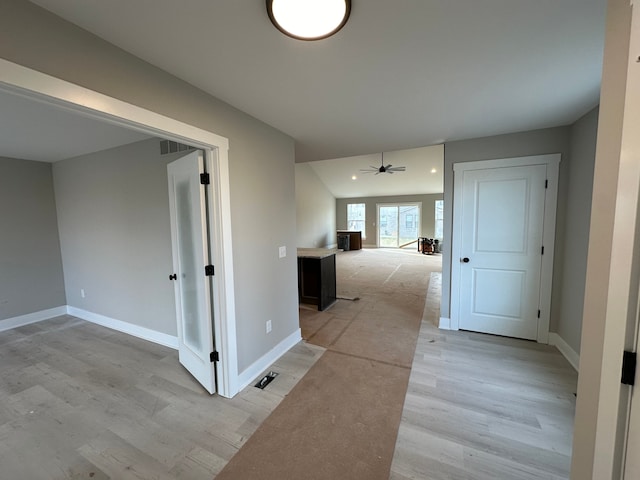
[0,306,68,332]
[439,316,452,330]
[67,306,179,349]
[237,328,303,391]
[548,332,580,371]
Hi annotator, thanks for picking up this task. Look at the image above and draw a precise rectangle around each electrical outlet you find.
[266,320,272,333]
[80,289,86,298]
[279,246,286,258]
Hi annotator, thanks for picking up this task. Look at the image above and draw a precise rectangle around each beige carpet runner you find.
[215,249,441,480]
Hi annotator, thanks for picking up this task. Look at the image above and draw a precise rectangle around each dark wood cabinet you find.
[336,230,362,250]
[297,249,337,311]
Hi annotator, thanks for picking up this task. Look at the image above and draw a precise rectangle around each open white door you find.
[167,150,217,394]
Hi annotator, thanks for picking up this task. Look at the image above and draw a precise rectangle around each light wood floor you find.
[0,315,324,479]
[390,272,578,480]
[0,250,577,479]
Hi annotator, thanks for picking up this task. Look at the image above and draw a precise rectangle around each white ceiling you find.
[309,145,444,198]
[0,89,150,162]
[29,0,606,163]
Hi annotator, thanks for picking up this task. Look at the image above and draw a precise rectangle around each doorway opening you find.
[0,58,239,398]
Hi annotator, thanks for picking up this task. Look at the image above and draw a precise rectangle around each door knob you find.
[169,273,177,281]
[461,257,470,263]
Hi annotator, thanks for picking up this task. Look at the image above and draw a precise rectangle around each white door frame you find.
[448,154,560,343]
[0,58,239,398]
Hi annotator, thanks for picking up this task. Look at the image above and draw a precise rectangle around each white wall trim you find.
[452,154,560,172]
[67,306,179,349]
[0,58,237,398]
[439,317,452,330]
[0,306,68,333]
[0,59,228,151]
[548,333,580,372]
[236,329,303,392]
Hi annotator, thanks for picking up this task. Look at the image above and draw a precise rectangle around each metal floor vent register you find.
[255,371,279,389]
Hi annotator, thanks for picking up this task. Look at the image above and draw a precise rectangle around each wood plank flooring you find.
[390,272,578,480]
[0,250,578,479]
[0,315,324,479]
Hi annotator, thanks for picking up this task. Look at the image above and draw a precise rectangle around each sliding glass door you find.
[377,203,421,248]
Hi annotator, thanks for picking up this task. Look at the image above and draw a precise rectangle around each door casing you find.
[448,154,560,343]
[0,58,240,398]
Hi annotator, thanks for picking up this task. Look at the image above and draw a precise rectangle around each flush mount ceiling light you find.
[266,0,351,41]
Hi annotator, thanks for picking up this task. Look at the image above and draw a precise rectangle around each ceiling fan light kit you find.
[266,0,351,41]
[360,152,407,175]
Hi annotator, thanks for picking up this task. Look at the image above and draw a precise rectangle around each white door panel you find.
[168,151,216,394]
[458,165,546,340]
[475,177,529,253]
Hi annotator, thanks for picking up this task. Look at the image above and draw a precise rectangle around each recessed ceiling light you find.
[431,168,437,173]
[266,0,351,41]
[351,175,357,180]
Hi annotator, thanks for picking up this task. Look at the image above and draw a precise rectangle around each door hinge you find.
[537,309,541,318]
[205,265,215,276]
[210,351,219,362]
[545,179,548,189]
[200,172,210,185]
[541,246,545,255]
[622,350,637,386]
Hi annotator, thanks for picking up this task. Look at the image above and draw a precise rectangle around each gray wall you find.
[336,194,444,246]
[556,108,599,353]
[443,116,599,351]
[295,164,336,248]
[0,0,298,375]
[443,126,572,329]
[52,139,182,335]
[0,157,66,320]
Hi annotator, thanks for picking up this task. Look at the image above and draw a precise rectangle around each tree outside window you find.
[435,200,444,239]
[347,203,365,238]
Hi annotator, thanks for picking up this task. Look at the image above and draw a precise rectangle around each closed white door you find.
[167,151,217,394]
[457,164,546,340]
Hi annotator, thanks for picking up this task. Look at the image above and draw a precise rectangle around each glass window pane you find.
[435,200,444,239]
[347,203,366,238]
[176,179,205,354]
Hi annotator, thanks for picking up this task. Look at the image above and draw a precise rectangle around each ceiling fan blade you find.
[388,167,406,171]
[385,164,393,169]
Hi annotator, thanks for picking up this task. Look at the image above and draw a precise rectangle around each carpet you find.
[214,351,410,480]
[215,249,441,480]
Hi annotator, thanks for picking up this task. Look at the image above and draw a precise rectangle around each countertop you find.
[297,248,338,259]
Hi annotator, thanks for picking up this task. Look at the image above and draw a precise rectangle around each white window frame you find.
[376,202,422,248]
[347,202,366,238]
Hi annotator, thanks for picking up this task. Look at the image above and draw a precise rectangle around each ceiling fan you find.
[359,152,406,175]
